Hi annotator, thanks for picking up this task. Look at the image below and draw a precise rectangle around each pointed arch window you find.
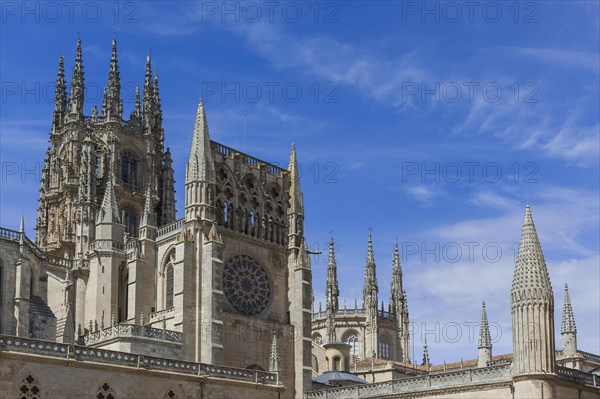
[124,210,138,237]
[343,332,359,356]
[121,152,138,186]
[19,374,40,399]
[165,264,174,309]
[379,335,390,359]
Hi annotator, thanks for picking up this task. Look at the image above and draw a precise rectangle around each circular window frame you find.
[223,255,272,316]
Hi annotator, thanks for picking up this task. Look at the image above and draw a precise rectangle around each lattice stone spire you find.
[561,284,576,334]
[478,301,492,367]
[142,55,154,129]
[67,38,84,118]
[97,175,120,224]
[186,99,214,182]
[140,185,155,227]
[325,234,339,313]
[104,37,121,120]
[478,302,492,348]
[52,54,67,130]
[511,204,555,375]
[390,241,404,315]
[363,233,378,310]
[288,144,303,214]
[561,284,578,357]
[269,330,280,373]
[422,337,431,367]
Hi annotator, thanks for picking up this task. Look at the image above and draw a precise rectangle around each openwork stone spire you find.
[363,233,378,310]
[478,301,492,367]
[140,185,156,227]
[186,99,214,182]
[67,38,84,118]
[478,302,492,348]
[561,284,576,334]
[288,144,303,214]
[422,337,431,367]
[561,284,578,357]
[97,175,120,224]
[269,330,280,373]
[142,55,154,129]
[52,54,67,130]
[390,241,404,315]
[326,234,339,313]
[511,205,555,375]
[104,38,121,120]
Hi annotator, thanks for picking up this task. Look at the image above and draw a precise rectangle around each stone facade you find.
[0,38,311,399]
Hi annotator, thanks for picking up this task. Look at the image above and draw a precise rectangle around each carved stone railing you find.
[0,227,21,240]
[0,335,279,386]
[313,308,366,319]
[212,140,286,176]
[306,364,512,399]
[83,324,183,345]
[150,307,175,322]
[89,239,125,252]
[557,366,598,387]
[45,253,75,269]
[157,218,184,237]
[579,350,600,363]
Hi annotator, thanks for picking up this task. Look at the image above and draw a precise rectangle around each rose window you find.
[223,256,271,315]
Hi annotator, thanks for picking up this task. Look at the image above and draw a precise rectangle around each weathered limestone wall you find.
[0,352,283,399]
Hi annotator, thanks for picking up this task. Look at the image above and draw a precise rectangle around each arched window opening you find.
[379,336,390,359]
[343,332,359,356]
[119,268,129,322]
[332,356,341,371]
[165,264,174,309]
[124,210,138,237]
[97,382,115,399]
[19,374,40,399]
[121,152,137,186]
[95,152,104,179]
[246,364,265,371]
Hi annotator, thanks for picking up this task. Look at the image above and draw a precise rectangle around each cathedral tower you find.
[511,205,555,376]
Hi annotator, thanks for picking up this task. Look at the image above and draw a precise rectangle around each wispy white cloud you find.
[505,47,599,71]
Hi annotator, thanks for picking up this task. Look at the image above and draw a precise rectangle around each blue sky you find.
[1,1,598,365]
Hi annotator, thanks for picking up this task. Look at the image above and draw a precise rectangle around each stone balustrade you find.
[557,366,599,387]
[213,140,286,176]
[89,239,125,252]
[0,335,279,385]
[156,218,184,237]
[306,363,513,399]
[83,324,183,345]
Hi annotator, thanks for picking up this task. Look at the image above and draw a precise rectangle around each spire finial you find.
[19,215,24,233]
[269,330,281,373]
[478,300,492,349]
[287,144,303,214]
[186,97,213,182]
[561,283,576,334]
[67,37,84,118]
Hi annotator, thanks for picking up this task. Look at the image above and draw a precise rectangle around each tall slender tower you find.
[286,144,313,396]
[363,233,378,358]
[390,241,410,362]
[561,284,577,357]
[511,205,555,376]
[325,234,339,343]
[478,301,492,367]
